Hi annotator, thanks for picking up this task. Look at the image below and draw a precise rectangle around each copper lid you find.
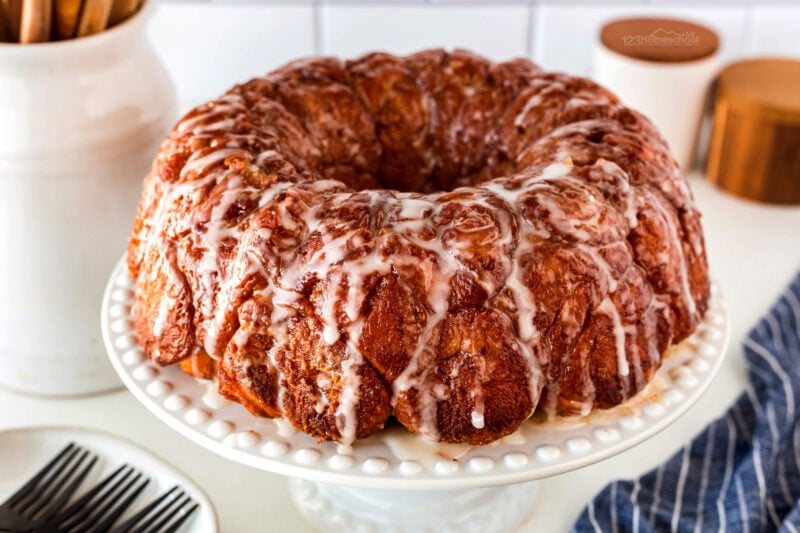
[706,58,800,205]
[601,17,719,63]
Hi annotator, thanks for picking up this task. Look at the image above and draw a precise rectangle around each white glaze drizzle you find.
[598,297,629,377]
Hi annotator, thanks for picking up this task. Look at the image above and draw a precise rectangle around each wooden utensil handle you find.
[20,0,51,43]
[1,0,22,41]
[108,0,137,27]
[76,0,112,37]
[0,11,11,42]
[54,0,81,39]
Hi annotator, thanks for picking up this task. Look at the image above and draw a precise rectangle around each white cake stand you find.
[102,258,729,532]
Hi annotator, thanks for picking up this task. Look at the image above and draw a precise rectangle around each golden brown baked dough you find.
[128,49,710,445]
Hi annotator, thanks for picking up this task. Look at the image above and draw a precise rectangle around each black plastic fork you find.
[110,486,198,533]
[36,464,150,533]
[0,443,96,533]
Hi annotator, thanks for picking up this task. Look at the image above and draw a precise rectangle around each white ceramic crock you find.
[593,41,720,170]
[0,2,177,396]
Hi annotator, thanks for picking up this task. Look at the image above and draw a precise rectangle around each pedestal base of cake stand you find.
[290,478,539,533]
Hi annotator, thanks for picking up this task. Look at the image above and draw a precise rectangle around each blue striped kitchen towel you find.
[573,273,800,533]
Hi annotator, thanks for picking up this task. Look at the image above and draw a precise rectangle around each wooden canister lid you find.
[706,58,800,204]
[716,58,800,121]
[601,18,719,63]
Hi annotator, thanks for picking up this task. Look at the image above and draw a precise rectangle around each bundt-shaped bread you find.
[128,49,710,445]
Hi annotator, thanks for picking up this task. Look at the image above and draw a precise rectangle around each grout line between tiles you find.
[317,0,534,5]
[527,3,536,59]
[313,0,323,55]
[168,0,774,6]
[741,2,756,57]
[532,0,544,65]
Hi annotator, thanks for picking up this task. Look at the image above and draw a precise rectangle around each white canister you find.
[593,18,720,170]
[0,2,177,396]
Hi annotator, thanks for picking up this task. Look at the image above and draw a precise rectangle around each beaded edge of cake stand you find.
[103,257,728,490]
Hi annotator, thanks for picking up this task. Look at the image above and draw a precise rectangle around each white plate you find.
[0,426,218,532]
[103,257,729,491]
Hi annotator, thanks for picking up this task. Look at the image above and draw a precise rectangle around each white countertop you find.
[1,173,799,532]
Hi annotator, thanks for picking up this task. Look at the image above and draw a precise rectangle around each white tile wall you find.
[320,5,531,60]
[148,3,314,108]
[750,5,800,56]
[148,0,800,107]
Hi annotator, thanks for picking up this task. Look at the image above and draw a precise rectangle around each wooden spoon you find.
[20,0,51,43]
[108,0,137,27]
[53,0,81,39]
[76,0,111,37]
[0,0,22,41]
